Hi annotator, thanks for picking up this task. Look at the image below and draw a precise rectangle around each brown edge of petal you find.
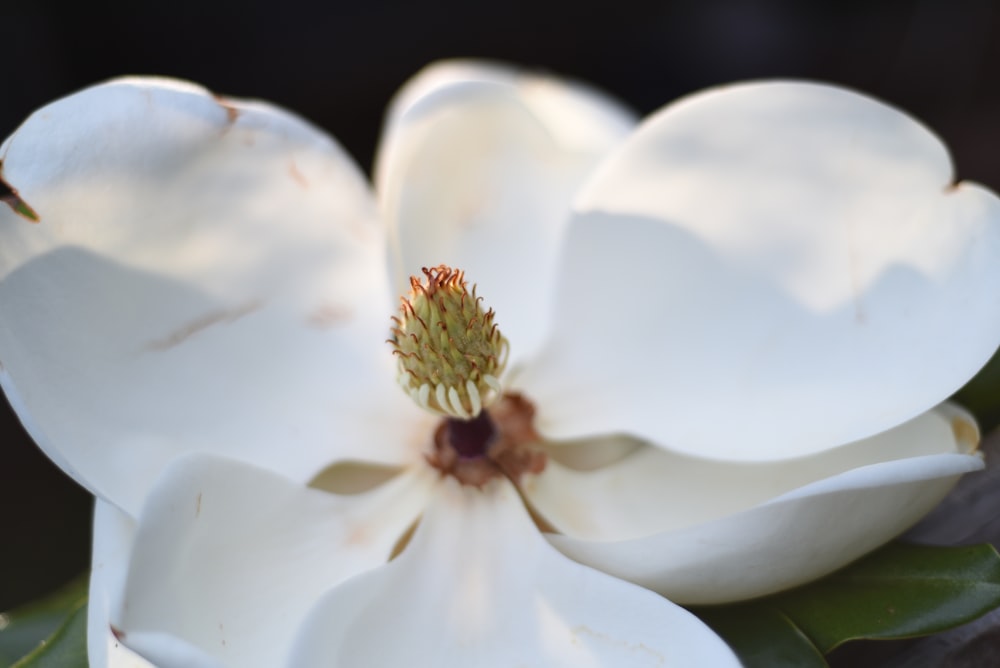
[210,92,241,127]
[0,160,40,223]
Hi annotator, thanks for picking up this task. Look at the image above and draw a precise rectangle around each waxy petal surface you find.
[290,477,740,667]
[519,81,1000,460]
[89,501,153,668]
[376,64,635,364]
[0,78,423,514]
[116,455,435,668]
[547,408,983,604]
[525,404,976,541]
[380,59,636,163]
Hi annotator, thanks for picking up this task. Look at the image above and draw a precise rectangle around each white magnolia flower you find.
[2,61,999,667]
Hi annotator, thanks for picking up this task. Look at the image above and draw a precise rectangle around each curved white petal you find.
[290,477,740,667]
[116,454,435,668]
[0,77,423,514]
[546,407,983,605]
[380,59,636,168]
[88,501,153,668]
[376,65,635,365]
[518,80,1000,460]
[119,633,221,668]
[525,403,977,541]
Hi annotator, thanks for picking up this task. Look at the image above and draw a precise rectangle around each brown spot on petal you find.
[195,492,203,517]
[307,303,354,329]
[212,93,241,126]
[288,160,309,189]
[0,161,40,223]
[111,625,127,641]
[345,522,372,547]
[145,301,262,351]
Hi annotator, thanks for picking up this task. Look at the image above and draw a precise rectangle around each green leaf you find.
[0,576,88,666]
[781,543,1000,650]
[696,604,828,668]
[692,542,1000,666]
[11,603,87,668]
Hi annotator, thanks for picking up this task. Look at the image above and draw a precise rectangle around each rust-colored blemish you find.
[345,523,371,547]
[195,492,203,517]
[145,300,262,351]
[111,624,127,641]
[307,303,354,329]
[288,160,309,189]
[0,161,40,223]
[212,93,241,126]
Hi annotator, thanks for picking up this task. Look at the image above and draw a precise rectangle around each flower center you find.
[389,265,545,486]
[446,411,497,459]
[390,265,509,419]
[431,394,546,487]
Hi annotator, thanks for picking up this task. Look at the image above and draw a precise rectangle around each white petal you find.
[117,633,221,668]
[117,454,435,668]
[546,406,983,604]
[380,59,636,163]
[290,477,740,667]
[525,403,977,541]
[0,77,423,514]
[89,501,154,668]
[376,64,635,365]
[518,81,1000,460]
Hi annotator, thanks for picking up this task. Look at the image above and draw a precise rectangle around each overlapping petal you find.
[375,61,636,363]
[89,501,151,668]
[517,81,1000,461]
[289,477,740,667]
[525,403,977,541]
[114,454,435,668]
[0,78,425,514]
[546,405,983,604]
[379,59,637,166]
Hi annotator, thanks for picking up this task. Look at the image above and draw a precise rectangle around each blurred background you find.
[2,0,999,614]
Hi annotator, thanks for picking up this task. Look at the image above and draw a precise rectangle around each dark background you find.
[2,0,999,617]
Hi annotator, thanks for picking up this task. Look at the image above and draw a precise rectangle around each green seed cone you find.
[390,265,509,419]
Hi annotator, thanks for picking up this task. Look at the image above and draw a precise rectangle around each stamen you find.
[448,386,468,419]
[466,380,482,417]
[483,374,501,394]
